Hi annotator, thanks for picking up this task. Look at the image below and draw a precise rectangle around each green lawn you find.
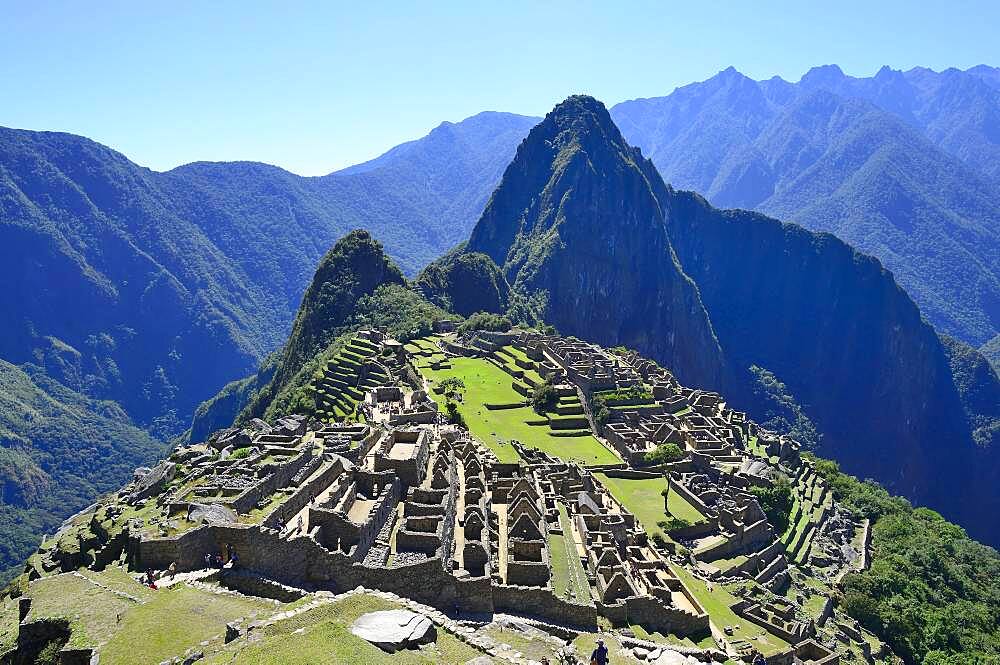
[594,474,704,536]
[205,593,482,665]
[1,595,18,656]
[549,503,593,604]
[26,572,138,650]
[100,585,277,664]
[667,564,789,657]
[420,355,617,465]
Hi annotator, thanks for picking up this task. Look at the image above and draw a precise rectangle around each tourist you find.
[226,542,235,562]
[590,638,608,665]
[752,652,767,665]
[144,568,157,589]
[204,553,213,568]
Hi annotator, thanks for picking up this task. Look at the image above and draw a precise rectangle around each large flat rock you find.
[350,609,436,652]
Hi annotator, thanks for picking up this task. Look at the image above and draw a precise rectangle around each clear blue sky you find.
[3,1,997,175]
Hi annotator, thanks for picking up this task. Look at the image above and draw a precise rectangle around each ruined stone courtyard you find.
[8,328,896,664]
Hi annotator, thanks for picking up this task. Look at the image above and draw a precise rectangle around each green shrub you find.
[457,311,512,334]
[645,443,685,465]
[229,447,252,460]
[594,386,653,403]
[749,475,793,534]
[531,379,558,414]
[445,401,465,427]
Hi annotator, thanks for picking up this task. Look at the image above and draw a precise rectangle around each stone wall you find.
[261,457,346,530]
[493,585,597,629]
[598,596,709,637]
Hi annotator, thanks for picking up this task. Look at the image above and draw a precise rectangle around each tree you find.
[439,377,466,400]
[645,443,684,465]
[532,379,558,414]
[592,396,610,428]
[445,400,465,427]
[749,475,794,534]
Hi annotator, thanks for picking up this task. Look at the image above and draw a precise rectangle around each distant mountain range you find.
[612,64,1000,349]
[1,64,998,579]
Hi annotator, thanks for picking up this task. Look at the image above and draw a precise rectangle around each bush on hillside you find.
[748,475,794,534]
[531,379,558,414]
[457,311,512,334]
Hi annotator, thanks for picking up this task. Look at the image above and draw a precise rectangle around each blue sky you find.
[3,1,997,175]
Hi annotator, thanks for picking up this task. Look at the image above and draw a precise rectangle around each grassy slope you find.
[205,594,482,665]
[594,474,705,532]
[420,356,618,465]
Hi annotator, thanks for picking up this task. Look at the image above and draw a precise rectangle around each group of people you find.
[204,543,239,569]
[583,638,767,664]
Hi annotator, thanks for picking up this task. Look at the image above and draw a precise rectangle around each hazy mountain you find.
[0,113,536,437]
[0,360,163,582]
[610,65,1000,346]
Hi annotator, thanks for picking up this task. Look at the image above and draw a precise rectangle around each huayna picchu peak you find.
[3,15,1000,662]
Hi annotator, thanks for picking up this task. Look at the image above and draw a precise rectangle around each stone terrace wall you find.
[133,524,494,614]
[493,585,597,630]
[598,596,709,636]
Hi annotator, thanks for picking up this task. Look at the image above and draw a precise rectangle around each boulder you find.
[187,503,237,525]
[350,609,436,652]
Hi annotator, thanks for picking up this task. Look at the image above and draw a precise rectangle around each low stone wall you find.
[599,596,711,636]
[493,585,597,629]
[598,469,662,480]
[133,524,494,614]
[221,569,305,602]
[262,457,346,530]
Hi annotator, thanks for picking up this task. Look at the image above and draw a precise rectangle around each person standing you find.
[590,638,609,665]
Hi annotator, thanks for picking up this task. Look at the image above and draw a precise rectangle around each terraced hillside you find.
[308,335,392,423]
[414,336,619,466]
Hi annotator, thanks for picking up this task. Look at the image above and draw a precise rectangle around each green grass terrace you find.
[417,354,618,466]
[594,474,706,537]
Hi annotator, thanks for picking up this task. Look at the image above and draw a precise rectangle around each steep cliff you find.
[662,191,984,535]
[465,96,728,389]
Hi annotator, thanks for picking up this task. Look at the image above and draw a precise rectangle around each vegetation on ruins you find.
[530,378,558,414]
[807,455,1000,664]
[438,377,466,400]
[445,400,465,427]
[644,443,685,465]
[590,395,610,429]
[456,311,512,334]
[747,366,821,451]
[748,475,794,534]
[593,386,654,404]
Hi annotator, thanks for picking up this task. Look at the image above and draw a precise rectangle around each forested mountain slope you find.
[610,65,1000,345]
[0,113,535,435]
[0,360,162,582]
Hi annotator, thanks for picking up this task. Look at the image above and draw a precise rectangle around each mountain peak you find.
[800,63,846,87]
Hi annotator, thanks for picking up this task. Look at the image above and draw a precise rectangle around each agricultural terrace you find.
[594,474,705,536]
[418,354,618,466]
